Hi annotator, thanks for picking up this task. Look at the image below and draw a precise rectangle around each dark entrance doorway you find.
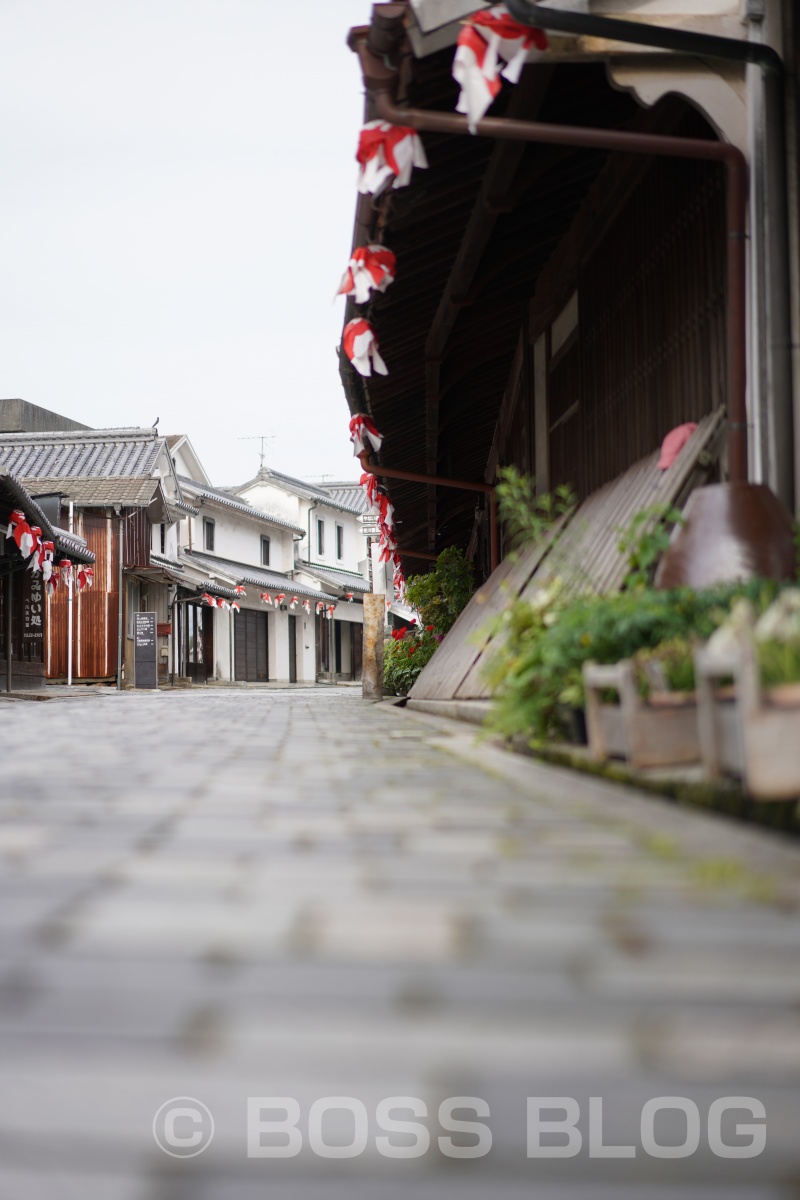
[183,602,212,684]
[235,609,268,682]
[288,614,298,683]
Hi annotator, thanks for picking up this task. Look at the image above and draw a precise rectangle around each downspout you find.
[4,565,12,693]
[504,0,793,509]
[116,509,124,690]
[307,501,317,564]
[67,500,73,688]
[353,34,748,489]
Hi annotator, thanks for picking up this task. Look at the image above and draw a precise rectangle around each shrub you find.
[404,546,474,637]
[383,626,439,696]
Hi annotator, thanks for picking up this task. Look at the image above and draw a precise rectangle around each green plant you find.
[754,588,800,687]
[632,635,697,697]
[495,467,575,552]
[616,504,685,590]
[404,546,474,637]
[485,578,781,744]
[383,627,439,696]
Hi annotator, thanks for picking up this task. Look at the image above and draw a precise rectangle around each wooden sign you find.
[134,611,158,689]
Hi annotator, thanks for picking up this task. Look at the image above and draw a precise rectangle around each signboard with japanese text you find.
[134,611,157,689]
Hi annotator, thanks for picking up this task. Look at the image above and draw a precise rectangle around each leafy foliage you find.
[616,503,685,590]
[633,636,697,696]
[485,578,781,743]
[404,546,475,637]
[495,467,575,552]
[383,627,439,696]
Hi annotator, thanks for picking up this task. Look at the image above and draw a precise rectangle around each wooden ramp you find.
[409,409,725,704]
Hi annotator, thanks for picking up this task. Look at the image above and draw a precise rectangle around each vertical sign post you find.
[134,611,158,690]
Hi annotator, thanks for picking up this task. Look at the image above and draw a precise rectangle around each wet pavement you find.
[1,686,799,1199]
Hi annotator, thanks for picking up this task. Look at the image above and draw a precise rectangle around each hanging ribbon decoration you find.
[337,245,397,305]
[342,319,388,378]
[356,121,428,195]
[453,5,549,132]
[234,584,247,596]
[76,565,94,592]
[201,592,216,606]
[316,601,325,614]
[327,604,336,620]
[36,540,56,583]
[260,591,272,606]
[360,471,381,512]
[349,415,384,458]
[302,599,311,615]
[58,559,73,588]
[230,601,240,614]
[289,596,299,610]
[275,593,286,607]
[346,593,353,602]
[6,509,36,559]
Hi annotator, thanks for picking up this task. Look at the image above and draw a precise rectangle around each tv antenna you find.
[238,434,276,470]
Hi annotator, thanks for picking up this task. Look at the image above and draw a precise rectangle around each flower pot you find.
[583,660,700,769]
[695,637,800,800]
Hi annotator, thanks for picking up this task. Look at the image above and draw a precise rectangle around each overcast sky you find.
[0,0,372,485]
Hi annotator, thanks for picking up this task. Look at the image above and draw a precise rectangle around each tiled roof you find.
[231,466,364,514]
[296,562,369,593]
[0,428,162,480]
[186,550,333,601]
[317,481,369,514]
[178,476,306,535]
[148,553,239,598]
[21,475,160,507]
[0,467,95,563]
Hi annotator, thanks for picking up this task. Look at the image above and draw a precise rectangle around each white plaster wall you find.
[236,480,304,526]
[295,502,369,574]
[185,505,296,571]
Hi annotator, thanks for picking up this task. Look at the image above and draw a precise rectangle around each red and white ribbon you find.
[45,570,59,597]
[342,319,388,378]
[360,471,381,512]
[218,598,231,612]
[349,414,384,458]
[356,121,428,195]
[76,565,94,591]
[275,593,286,607]
[234,584,247,596]
[327,604,336,620]
[230,601,240,613]
[316,601,325,614]
[201,592,216,606]
[346,593,353,602]
[7,509,36,559]
[453,6,548,132]
[260,591,272,606]
[59,559,73,588]
[289,596,299,610]
[302,599,311,614]
[36,540,55,582]
[337,244,397,305]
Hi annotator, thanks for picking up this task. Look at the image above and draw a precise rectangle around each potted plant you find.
[695,589,800,799]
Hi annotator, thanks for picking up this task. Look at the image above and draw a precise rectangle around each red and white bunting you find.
[346,593,353,602]
[275,592,286,607]
[76,565,94,592]
[26,526,43,567]
[316,601,325,614]
[6,509,36,559]
[234,584,247,596]
[359,471,381,513]
[201,592,216,606]
[218,598,230,612]
[58,559,73,588]
[349,414,384,458]
[302,599,311,614]
[289,596,299,610]
[356,121,428,195]
[327,604,336,620]
[337,244,397,305]
[36,540,55,582]
[453,5,548,132]
[45,570,59,597]
[230,601,240,613]
[342,319,388,378]
[260,591,272,606]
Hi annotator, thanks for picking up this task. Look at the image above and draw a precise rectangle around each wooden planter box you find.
[583,660,700,769]
[695,639,800,801]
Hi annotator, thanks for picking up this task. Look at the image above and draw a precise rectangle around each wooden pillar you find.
[362,593,385,701]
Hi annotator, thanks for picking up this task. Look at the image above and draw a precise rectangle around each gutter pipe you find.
[503,0,793,509]
[353,33,748,489]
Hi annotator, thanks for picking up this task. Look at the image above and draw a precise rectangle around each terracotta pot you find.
[655,483,796,590]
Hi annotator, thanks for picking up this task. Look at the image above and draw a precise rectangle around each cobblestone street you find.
[1,686,800,1199]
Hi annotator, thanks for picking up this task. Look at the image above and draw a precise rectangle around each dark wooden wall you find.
[47,511,124,680]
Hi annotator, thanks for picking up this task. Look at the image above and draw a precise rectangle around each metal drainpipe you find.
[4,565,12,693]
[504,0,793,509]
[354,36,748,489]
[307,501,317,564]
[67,500,73,687]
[116,511,124,690]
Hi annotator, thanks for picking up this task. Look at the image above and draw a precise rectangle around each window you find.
[160,523,166,555]
[261,535,271,566]
[336,524,344,561]
[317,518,325,556]
[203,517,215,552]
